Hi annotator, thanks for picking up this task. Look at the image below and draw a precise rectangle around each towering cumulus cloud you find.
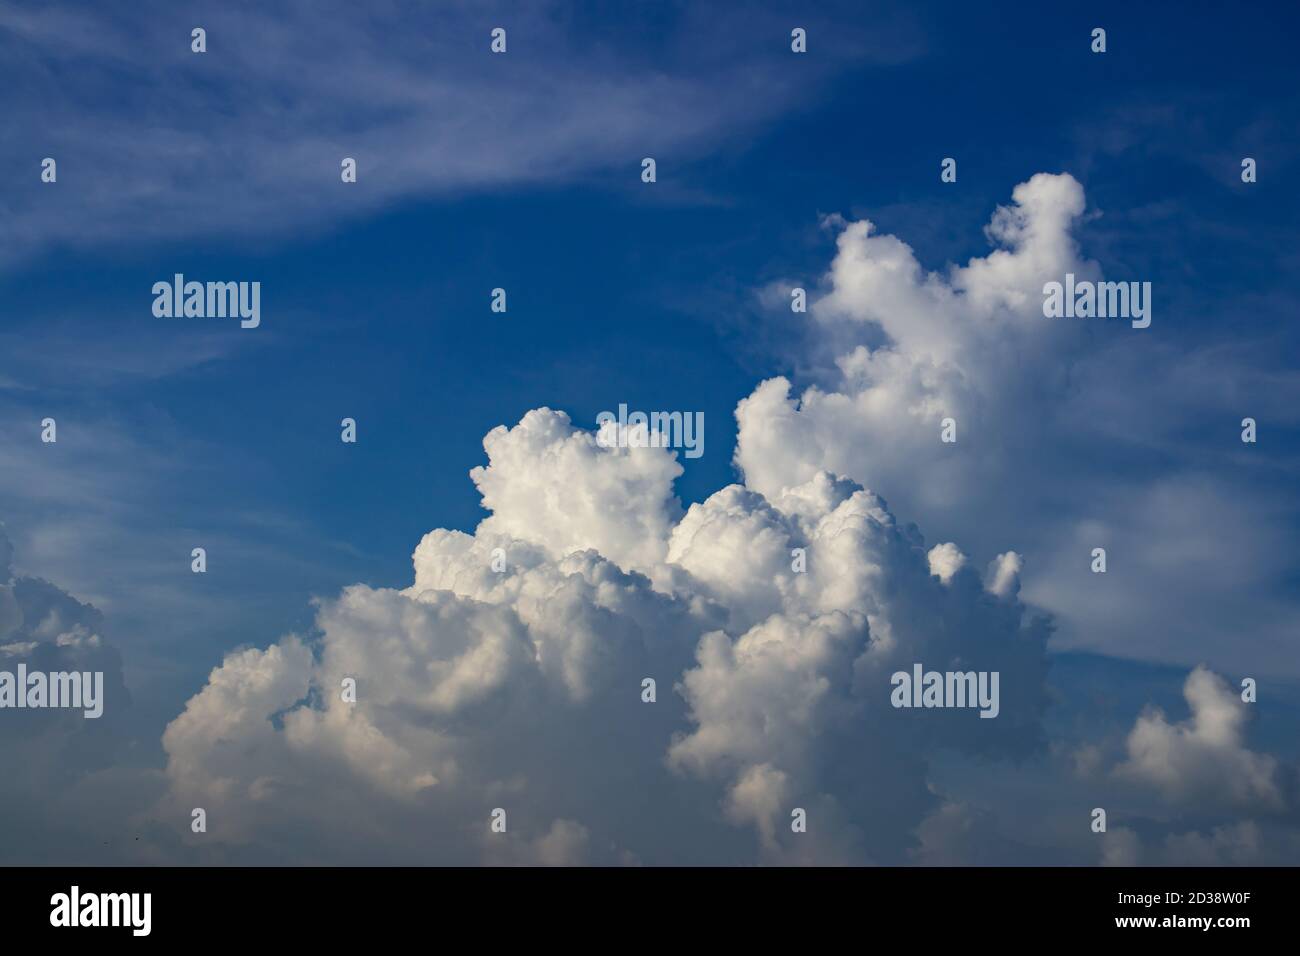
[738,173,1300,679]
[158,173,1290,864]
[160,402,1051,863]
[736,173,1094,524]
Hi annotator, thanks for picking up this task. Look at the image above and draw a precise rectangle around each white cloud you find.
[158,406,1051,863]
[0,165,1286,864]
[927,543,966,584]
[1116,666,1280,810]
[733,172,1300,679]
[735,173,1095,517]
[2,167,1268,864]
[471,409,683,573]
[0,166,1284,865]
[0,1,922,264]
[985,552,1022,600]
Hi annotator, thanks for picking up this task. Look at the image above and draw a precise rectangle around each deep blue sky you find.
[2,0,1298,733]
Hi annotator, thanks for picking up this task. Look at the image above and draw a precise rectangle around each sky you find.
[1,0,1298,865]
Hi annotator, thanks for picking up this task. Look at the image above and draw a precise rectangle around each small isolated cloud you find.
[1116,666,1280,810]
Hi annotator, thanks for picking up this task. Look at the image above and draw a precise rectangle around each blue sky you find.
[1,1,1298,864]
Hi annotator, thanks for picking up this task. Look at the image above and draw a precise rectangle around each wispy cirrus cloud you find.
[0,0,923,265]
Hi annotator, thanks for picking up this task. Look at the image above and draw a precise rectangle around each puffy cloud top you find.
[1118,666,1281,810]
[149,173,1293,864]
[160,403,1051,863]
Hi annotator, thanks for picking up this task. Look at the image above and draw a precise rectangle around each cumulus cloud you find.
[129,172,1295,864]
[985,552,1022,600]
[735,173,1095,518]
[1116,666,1280,810]
[0,167,1284,866]
[158,405,1051,864]
[7,163,1291,870]
[735,173,1300,679]
[927,543,965,584]
[471,409,684,573]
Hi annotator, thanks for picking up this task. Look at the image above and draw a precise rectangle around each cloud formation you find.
[0,170,1283,865]
[737,173,1300,678]
[0,524,145,864]
[0,0,921,263]
[149,173,1298,864]
[1117,666,1280,810]
[159,406,1051,864]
